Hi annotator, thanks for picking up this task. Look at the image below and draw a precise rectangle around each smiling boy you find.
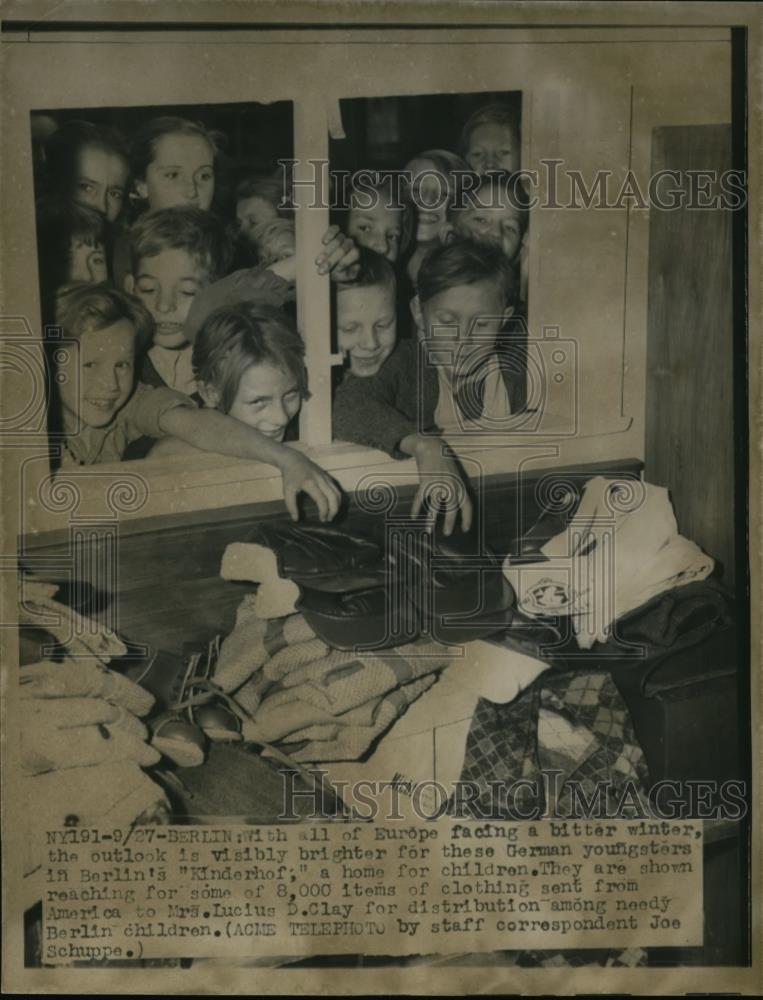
[52,283,341,521]
[332,248,472,535]
[447,173,528,269]
[125,206,233,395]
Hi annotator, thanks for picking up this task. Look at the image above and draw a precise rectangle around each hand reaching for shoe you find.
[400,433,474,536]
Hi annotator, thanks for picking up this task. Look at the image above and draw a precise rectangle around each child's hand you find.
[276,448,342,523]
[406,436,473,536]
[269,226,359,284]
[315,225,360,282]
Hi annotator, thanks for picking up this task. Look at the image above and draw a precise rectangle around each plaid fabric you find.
[516,946,647,968]
[459,668,649,817]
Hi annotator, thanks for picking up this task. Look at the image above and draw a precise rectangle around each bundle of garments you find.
[210,604,449,762]
[221,519,514,648]
[117,520,515,768]
[502,477,717,649]
[193,519,517,762]
[17,580,170,908]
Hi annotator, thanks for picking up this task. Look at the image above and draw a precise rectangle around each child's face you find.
[138,133,215,212]
[226,361,302,441]
[236,195,279,242]
[336,283,397,377]
[58,321,135,429]
[67,235,108,284]
[406,158,450,245]
[453,202,523,262]
[128,248,210,350]
[420,279,508,377]
[256,223,296,265]
[347,202,403,263]
[465,122,519,176]
[74,144,128,222]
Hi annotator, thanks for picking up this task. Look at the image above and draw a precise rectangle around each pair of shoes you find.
[121,642,340,798]
[250,519,514,650]
[122,641,243,768]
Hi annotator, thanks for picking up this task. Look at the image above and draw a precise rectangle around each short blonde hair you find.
[193,301,308,414]
[460,103,520,158]
[53,282,154,351]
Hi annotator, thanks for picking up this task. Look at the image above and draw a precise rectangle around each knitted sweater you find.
[332,339,439,458]
[332,323,529,458]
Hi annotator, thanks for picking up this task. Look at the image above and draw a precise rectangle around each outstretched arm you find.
[400,433,473,537]
[159,406,341,522]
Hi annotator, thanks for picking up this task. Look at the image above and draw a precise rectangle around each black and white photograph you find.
[1,2,760,995]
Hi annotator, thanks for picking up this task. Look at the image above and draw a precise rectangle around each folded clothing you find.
[237,632,451,755]
[503,477,715,648]
[278,675,439,763]
[459,669,650,817]
[173,592,449,762]
[592,577,735,691]
[322,639,551,816]
[211,597,323,693]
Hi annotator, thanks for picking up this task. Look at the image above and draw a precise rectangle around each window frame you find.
[2,25,731,536]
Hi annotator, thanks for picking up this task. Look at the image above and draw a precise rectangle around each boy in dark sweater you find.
[332,249,472,535]
[333,242,524,532]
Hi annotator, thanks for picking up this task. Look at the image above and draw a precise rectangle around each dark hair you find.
[193,301,308,414]
[347,171,415,256]
[128,206,234,279]
[417,239,517,308]
[449,172,530,235]
[129,116,221,185]
[41,120,129,204]
[459,102,520,158]
[36,199,109,322]
[235,172,293,217]
[53,282,154,352]
[337,246,396,298]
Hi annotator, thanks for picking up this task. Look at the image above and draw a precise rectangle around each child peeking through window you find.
[50,282,340,522]
[125,206,234,396]
[332,240,525,528]
[151,301,306,450]
[332,247,480,536]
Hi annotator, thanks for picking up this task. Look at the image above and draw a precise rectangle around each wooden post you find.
[292,99,333,446]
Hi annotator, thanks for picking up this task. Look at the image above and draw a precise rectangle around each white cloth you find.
[503,477,714,649]
[148,343,196,395]
[220,542,300,619]
[19,580,127,662]
[434,352,512,432]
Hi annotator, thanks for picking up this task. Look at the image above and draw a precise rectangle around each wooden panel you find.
[645,125,735,582]
[20,459,642,656]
